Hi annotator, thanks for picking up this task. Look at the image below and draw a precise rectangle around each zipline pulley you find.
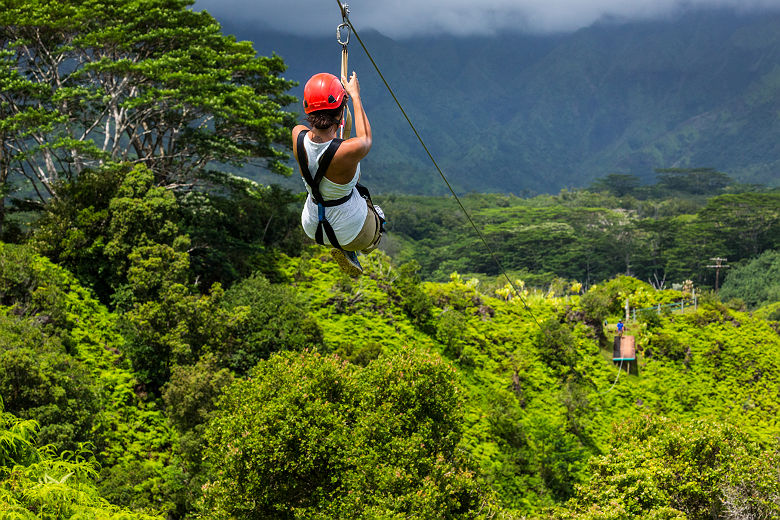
[338,2,350,23]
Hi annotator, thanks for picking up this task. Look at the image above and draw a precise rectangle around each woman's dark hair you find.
[306,99,346,129]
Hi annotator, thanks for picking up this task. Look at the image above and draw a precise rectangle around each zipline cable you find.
[334,0,545,331]
[600,358,624,396]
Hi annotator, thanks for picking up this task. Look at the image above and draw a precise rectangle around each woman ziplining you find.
[293,70,386,277]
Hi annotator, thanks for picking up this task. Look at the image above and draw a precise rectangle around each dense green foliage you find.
[2,235,779,517]
[268,250,780,515]
[202,349,491,519]
[381,188,780,286]
[556,415,780,519]
[219,273,323,374]
[0,402,163,519]
[33,164,186,303]
[720,249,780,309]
[0,314,99,452]
[0,244,174,516]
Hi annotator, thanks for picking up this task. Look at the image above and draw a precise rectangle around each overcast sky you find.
[192,0,780,37]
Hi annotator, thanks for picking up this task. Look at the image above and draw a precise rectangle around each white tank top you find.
[300,133,367,246]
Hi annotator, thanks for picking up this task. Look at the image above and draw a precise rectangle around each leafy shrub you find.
[163,354,234,435]
[0,404,162,519]
[638,308,662,330]
[555,415,780,520]
[120,282,236,390]
[724,298,746,311]
[719,250,780,309]
[393,260,434,330]
[0,244,73,331]
[0,402,38,474]
[579,287,611,344]
[201,349,493,519]
[754,301,780,322]
[427,272,485,313]
[33,163,185,305]
[333,341,384,366]
[219,273,323,374]
[0,315,99,452]
[646,333,687,361]
[536,319,579,375]
[436,308,468,359]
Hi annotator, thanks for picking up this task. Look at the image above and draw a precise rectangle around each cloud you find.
[192,0,780,37]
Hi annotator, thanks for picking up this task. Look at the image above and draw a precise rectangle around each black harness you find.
[297,129,371,250]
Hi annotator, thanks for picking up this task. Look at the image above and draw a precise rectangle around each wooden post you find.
[706,257,730,292]
[625,299,630,322]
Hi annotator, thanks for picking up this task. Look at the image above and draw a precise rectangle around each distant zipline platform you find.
[613,335,636,362]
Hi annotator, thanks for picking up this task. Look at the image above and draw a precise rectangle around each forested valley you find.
[1,1,780,519]
[382,171,780,290]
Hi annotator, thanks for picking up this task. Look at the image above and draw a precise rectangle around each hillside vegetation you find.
[1,1,779,518]
[381,176,780,288]
[1,242,779,518]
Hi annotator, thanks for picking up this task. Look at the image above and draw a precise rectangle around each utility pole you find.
[706,257,730,292]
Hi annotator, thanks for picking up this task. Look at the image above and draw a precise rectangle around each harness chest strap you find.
[296,130,352,249]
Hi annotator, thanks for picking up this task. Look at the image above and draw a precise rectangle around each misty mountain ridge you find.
[223,9,780,195]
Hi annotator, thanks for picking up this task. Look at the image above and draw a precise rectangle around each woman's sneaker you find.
[331,248,363,277]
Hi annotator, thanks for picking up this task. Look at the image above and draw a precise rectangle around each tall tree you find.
[698,193,780,260]
[655,168,733,196]
[588,173,641,197]
[0,0,296,205]
[0,47,64,235]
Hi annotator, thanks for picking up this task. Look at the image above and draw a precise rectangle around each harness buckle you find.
[318,202,326,222]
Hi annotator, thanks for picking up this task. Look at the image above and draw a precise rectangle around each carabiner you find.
[337,22,350,46]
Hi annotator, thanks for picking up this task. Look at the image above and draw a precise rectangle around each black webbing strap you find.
[355,183,386,232]
[296,129,353,248]
[315,212,342,247]
[296,130,352,206]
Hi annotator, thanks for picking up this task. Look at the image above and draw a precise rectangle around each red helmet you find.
[303,73,346,114]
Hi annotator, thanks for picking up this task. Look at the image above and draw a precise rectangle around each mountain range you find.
[222,9,780,195]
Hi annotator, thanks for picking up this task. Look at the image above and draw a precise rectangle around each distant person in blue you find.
[617,319,624,335]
